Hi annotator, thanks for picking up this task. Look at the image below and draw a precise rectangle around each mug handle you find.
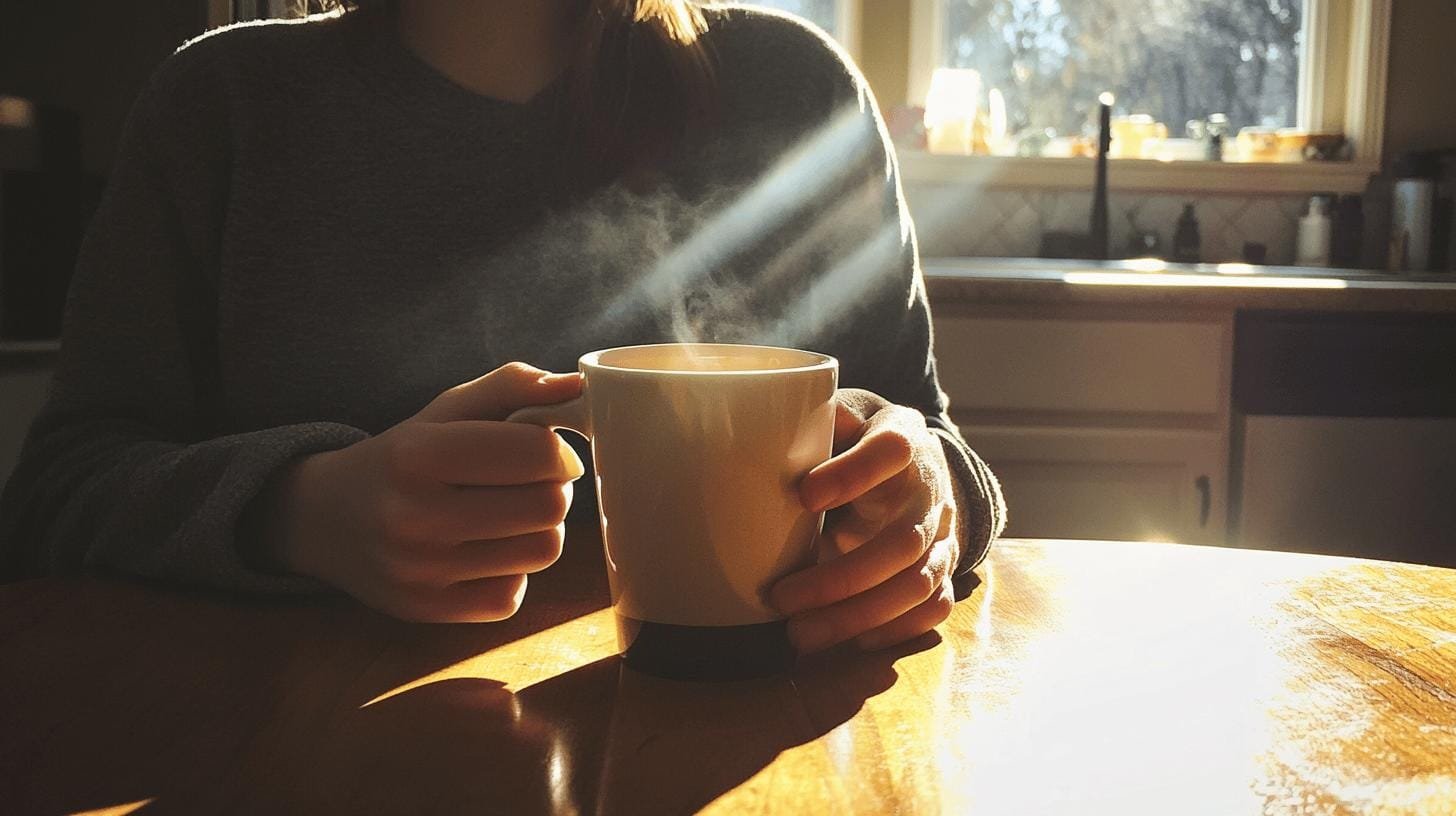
[507,393,592,439]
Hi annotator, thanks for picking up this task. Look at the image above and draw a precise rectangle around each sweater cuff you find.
[929,427,1006,599]
[92,422,370,598]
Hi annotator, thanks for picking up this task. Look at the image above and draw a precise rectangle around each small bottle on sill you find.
[1172,203,1201,263]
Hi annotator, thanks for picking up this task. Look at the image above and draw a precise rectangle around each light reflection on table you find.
[3,534,1454,815]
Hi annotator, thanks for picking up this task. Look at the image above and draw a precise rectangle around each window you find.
[902,0,1390,193]
[939,0,1303,150]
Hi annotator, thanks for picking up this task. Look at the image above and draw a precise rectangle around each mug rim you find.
[581,343,837,376]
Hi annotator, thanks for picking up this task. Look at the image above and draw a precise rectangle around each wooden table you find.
[3,529,1454,815]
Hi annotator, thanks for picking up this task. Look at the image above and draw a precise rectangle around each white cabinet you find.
[936,316,1227,418]
[965,425,1227,546]
[933,306,1234,546]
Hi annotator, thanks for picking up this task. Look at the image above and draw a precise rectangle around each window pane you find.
[940,0,1302,142]
[745,0,842,40]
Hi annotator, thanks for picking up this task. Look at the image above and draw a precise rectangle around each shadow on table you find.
[228,637,926,814]
[2,563,929,815]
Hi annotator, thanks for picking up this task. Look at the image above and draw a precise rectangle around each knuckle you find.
[533,482,573,524]
[523,428,565,473]
[520,526,566,572]
[878,428,915,466]
[896,526,929,562]
[376,493,419,538]
[479,575,529,621]
[382,431,425,482]
[890,404,926,428]
[907,565,938,602]
[436,381,473,410]
[378,549,433,587]
[496,361,541,384]
[927,589,955,624]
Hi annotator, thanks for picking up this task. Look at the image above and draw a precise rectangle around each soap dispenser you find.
[1172,203,1201,263]
[1296,194,1332,267]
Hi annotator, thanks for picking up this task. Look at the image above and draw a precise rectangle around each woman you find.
[0,0,1004,655]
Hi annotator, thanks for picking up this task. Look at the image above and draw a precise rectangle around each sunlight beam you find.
[68,800,156,816]
[360,608,617,708]
[762,221,907,348]
[592,105,878,335]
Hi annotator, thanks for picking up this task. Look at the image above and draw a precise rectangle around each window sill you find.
[896,151,1378,195]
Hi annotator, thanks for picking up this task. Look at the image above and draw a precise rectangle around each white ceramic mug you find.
[509,343,837,678]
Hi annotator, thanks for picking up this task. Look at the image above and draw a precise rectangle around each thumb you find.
[415,363,583,423]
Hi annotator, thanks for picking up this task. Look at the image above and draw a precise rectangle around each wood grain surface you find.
[2,529,1454,815]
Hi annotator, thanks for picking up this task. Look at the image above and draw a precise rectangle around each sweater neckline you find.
[341,3,566,119]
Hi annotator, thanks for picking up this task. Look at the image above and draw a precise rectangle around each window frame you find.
[897,0,1391,195]
[835,0,862,62]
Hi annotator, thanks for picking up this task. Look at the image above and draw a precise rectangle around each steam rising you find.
[460,101,903,369]
[590,106,882,347]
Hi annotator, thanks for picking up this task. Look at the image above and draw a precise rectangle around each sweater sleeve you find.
[0,51,367,593]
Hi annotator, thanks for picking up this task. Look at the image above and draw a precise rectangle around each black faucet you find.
[1037,94,1114,261]
[1089,93,1112,261]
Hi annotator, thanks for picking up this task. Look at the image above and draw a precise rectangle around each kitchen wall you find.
[908,188,1311,265]
[0,1,206,175]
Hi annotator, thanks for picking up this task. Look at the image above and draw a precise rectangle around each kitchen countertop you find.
[924,257,1456,312]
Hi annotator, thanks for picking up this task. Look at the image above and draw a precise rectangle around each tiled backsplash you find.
[904,186,1314,265]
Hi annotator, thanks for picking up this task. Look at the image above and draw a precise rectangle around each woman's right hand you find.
[260,363,585,623]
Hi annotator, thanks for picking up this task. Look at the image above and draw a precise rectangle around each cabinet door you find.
[963,426,1227,546]
[935,316,1229,419]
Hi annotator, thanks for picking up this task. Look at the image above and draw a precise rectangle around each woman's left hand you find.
[770,397,959,654]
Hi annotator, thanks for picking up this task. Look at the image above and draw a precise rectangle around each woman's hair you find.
[315,0,717,192]
[567,1,717,190]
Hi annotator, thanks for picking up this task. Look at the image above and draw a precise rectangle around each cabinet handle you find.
[1195,475,1211,528]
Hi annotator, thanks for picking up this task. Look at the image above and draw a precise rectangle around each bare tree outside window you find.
[942,0,1303,140]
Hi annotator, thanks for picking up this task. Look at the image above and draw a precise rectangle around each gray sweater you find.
[0,6,1004,594]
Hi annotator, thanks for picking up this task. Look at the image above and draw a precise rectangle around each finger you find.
[831,399,867,449]
[854,583,956,652]
[417,363,582,423]
[772,522,929,615]
[800,418,915,512]
[786,548,941,654]
[820,513,878,556]
[391,574,530,623]
[815,504,891,553]
[394,481,573,543]
[400,421,584,486]
[392,526,566,586]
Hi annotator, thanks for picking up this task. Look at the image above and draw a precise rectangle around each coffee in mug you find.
[510,343,837,680]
